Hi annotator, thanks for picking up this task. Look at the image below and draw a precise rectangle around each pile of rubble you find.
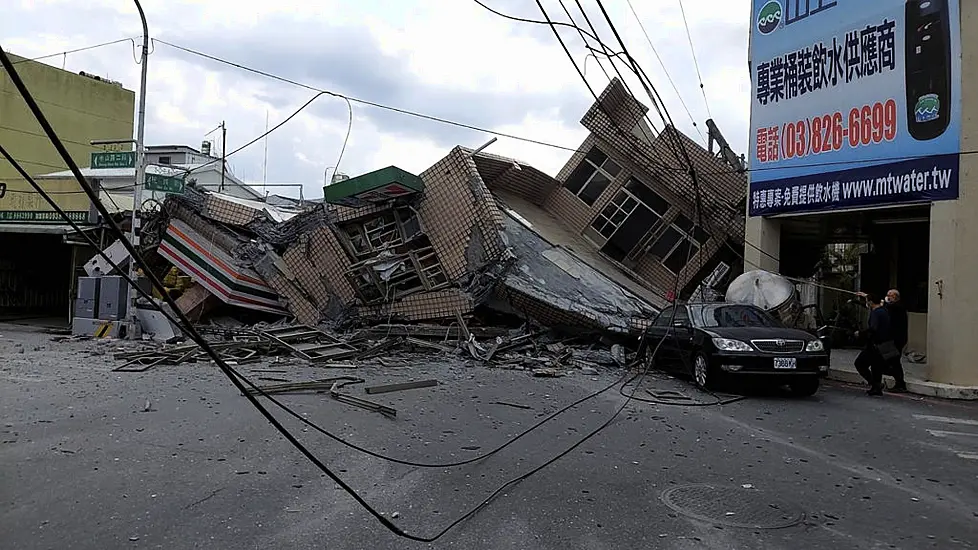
[98,146,663,345]
[105,317,634,418]
[113,318,631,378]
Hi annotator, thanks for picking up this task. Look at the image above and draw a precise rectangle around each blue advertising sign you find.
[748,0,961,217]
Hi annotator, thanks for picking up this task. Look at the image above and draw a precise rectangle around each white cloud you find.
[2,0,753,201]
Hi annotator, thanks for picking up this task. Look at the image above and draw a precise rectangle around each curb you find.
[828,368,978,400]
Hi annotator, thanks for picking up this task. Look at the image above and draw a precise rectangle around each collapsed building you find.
[135,79,747,338]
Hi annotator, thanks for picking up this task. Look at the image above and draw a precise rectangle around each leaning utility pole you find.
[127,0,150,339]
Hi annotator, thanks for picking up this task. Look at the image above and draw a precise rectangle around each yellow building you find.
[0,52,135,320]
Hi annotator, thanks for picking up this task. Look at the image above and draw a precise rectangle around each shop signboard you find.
[748,0,961,216]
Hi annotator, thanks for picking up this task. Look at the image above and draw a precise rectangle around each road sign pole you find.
[128,0,150,339]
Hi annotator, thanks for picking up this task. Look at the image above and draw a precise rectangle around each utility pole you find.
[220,121,226,192]
[127,0,150,339]
[262,110,269,195]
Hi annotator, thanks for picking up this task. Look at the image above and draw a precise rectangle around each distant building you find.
[0,53,134,320]
[145,144,217,167]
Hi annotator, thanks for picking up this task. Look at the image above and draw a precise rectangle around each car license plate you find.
[774,357,797,370]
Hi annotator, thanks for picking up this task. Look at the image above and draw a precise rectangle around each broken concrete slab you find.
[497,212,658,336]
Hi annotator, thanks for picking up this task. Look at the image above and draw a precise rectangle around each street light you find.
[127,0,150,339]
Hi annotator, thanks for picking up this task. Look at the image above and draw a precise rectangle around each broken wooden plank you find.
[329,380,396,418]
[363,379,439,395]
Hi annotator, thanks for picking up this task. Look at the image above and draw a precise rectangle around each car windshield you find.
[700,305,783,328]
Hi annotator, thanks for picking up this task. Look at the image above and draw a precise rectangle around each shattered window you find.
[339,209,420,260]
[563,146,621,206]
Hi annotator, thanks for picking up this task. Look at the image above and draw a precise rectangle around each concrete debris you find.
[127,143,671,339]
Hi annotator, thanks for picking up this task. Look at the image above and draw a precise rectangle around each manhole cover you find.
[660,484,805,529]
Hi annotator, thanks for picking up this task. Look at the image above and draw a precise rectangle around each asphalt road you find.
[2,325,977,549]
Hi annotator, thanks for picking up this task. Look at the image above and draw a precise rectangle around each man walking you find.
[854,292,893,396]
[885,289,909,392]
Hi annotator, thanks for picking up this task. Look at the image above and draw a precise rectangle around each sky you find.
[2,0,752,200]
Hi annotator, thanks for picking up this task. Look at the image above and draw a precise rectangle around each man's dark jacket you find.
[885,301,909,349]
[864,306,892,346]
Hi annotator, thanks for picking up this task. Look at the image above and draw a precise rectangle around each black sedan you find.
[641,303,830,396]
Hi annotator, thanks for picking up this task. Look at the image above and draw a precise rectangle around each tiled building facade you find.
[539,78,747,303]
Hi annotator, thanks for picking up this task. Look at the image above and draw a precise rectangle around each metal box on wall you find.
[98,275,128,320]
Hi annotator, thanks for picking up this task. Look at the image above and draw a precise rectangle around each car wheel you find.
[790,376,820,397]
[693,352,713,390]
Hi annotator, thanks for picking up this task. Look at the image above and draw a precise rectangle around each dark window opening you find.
[562,146,622,206]
[649,213,713,274]
[653,306,675,326]
[624,178,669,216]
[158,156,171,165]
[664,239,699,274]
[649,226,682,259]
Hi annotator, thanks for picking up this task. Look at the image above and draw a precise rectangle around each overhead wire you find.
[8,26,864,294]
[329,97,353,184]
[567,0,660,141]
[574,2,758,393]
[0,42,424,542]
[623,0,705,142]
[516,0,677,173]
[150,36,974,177]
[589,0,711,276]
[675,0,713,119]
[151,38,585,155]
[559,0,611,82]
[0,147,655,474]
[0,42,703,542]
[587,2,789,296]
[11,38,137,65]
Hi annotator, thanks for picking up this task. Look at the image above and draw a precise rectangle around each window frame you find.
[563,147,622,206]
[585,178,669,251]
[586,188,641,244]
[650,214,712,275]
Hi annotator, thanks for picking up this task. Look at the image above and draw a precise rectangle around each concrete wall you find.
[926,0,978,385]
[743,214,781,273]
[0,53,135,216]
[907,312,927,355]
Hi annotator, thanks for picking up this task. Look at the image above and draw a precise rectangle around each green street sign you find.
[145,173,185,194]
[91,151,135,169]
